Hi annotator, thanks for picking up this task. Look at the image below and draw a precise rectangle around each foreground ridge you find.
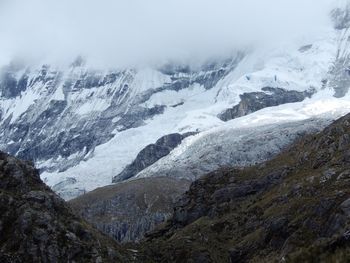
[0,152,131,262]
[138,113,350,262]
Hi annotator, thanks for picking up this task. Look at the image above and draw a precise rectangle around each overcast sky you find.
[0,0,338,68]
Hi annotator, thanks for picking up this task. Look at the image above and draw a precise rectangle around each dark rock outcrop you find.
[0,63,29,99]
[70,177,190,243]
[139,113,350,262]
[0,151,131,262]
[298,44,313,53]
[332,3,350,30]
[113,132,196,182]
[329,3,350,98]
[218,87,315,121]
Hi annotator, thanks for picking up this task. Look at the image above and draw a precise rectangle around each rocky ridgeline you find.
[0,152,131,262]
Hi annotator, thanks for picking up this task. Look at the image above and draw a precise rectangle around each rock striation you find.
[70,177,190,243]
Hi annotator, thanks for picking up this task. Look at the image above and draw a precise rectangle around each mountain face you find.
[69,177,190,243]
[138,112,350,263]
[0,151,131,262]
[0,55,241,171]
[0,2,350,202]
[330,2,350,97]
[0,56,245,199]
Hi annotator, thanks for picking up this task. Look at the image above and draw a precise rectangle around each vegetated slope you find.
[69,177,190,243]
[138,113,350,263]
[0,151,131,262]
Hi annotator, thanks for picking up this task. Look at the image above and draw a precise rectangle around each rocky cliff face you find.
[218,87,315,122]
[70,177,190,243]
[0,151,131,262]
[112,132,196,182]
[330,2,350,97]
[138,113,350,263]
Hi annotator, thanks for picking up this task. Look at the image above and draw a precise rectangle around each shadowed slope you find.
[0,152,132,262]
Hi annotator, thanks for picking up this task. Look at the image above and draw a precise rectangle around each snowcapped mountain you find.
[1,2,350,200]
[0,55,244,198]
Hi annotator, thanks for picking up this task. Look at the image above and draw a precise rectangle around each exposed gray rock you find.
[298,44,313,53]
[113,132,196,183]
[218,87,315,122]
[69,177,190,243]
[329,3,350,98]
[341,198,350,216]
[328,51,350,98]
[0,64,29,99]
[331,3,350,30]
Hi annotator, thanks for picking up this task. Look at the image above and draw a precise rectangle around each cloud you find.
[0,0,336,68]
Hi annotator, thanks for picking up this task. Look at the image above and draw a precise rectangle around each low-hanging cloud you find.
[0,0,337,68]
